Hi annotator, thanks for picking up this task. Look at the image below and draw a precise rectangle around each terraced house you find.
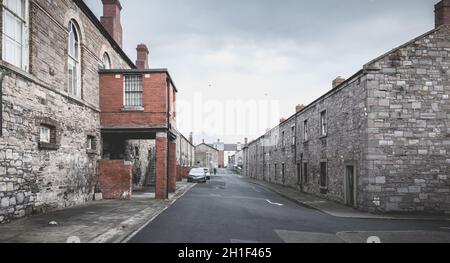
[0,0,192,224]
[243,0,450,214]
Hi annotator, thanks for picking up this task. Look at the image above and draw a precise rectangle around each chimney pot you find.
[296,104,305,112]
[435,0,450,28]
[136,44,149,69]
[101,0,123,48]
[332,76,346,89]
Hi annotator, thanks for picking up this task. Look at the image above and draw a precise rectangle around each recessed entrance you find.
[345,165,357,208]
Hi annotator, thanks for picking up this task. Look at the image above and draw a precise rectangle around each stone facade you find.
[243,25,450,214]
[0,0,133,224]
[195,143,219,169]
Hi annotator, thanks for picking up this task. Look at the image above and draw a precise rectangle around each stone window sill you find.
[320,134,328,139]
[87,149,98,155]
[122,106,144,112]
[39,142,59,151]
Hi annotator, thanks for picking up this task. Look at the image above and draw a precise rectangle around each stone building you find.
[195,143,219,170]
[243,1,450,214]
[0,0,192,224]
[175,131,195,180]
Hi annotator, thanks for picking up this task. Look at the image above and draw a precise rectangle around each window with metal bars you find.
[124,75,143,107]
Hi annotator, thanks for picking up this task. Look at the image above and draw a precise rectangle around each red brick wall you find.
[99,160,132,199]
[155,135,168,199]
[168,142,177,193]
[99,73,170,128]
[218,151,225,168]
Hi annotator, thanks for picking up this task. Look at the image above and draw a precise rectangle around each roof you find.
[74,0,136,69]
[224,144,238,151]
[245,26,447,148]
[98,68,178,92]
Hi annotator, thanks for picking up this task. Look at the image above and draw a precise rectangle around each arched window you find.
[68,20,81,98]
[102,52,111,69]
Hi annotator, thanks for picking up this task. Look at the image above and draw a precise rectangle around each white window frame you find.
[123,75,143,108]
[87,136,95,150]
[39,125,50,143]
[68,20,81,98]
[2,0,29,71]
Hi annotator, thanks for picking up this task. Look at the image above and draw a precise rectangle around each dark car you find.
[188,168,208,183]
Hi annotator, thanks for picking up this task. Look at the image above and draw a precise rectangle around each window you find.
[282,163,285,184]
[320,110,327,136]
[68,21,81,98]
[304,120,308,142]
[297,163,301,185]
[87,136,96,151]
[320,162,327,189]
[39,126,50,143]
[38,123,58,150]
[124,75,143,107]
[281,131,285,147]
[291,126,296,145]
[2,0,28,70]
[303,162,309,184]
[102,52,111,69]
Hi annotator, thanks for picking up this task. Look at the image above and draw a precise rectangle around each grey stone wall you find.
[243,26,450,214]
[0,0,132,224]
[244,74,368,207]
[363,26,450,213]
[195,144,219,169]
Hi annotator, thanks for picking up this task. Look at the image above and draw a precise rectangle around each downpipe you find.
[0,68,11,137]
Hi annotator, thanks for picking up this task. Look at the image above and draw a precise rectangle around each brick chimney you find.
[136,44,149,69]
[332,76,346,89]
[280,118,287,123]
[296,104,305,112]
[101,0,123,48]
[435,0,450,28]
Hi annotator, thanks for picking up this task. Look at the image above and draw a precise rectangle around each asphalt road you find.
[129,169,450,243]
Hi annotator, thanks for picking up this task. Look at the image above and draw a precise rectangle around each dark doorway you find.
[345,165,356,207]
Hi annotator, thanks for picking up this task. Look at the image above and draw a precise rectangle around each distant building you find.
[195,143,219,170]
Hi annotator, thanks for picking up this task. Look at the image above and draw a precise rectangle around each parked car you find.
[188,168,208,183]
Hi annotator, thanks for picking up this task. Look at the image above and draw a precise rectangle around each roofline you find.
[175,129,195,148]
[245,69,365,147]
[74,0,136,69]
[363,27,441,69]
[99,68,178,92]
[195,143,219,152]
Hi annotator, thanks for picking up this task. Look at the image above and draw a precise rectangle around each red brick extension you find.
[99,160,132,199]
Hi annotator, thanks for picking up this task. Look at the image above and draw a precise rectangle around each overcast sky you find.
[85,0,436,145]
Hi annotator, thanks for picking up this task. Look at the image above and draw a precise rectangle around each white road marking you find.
[266,200,284,206]
[251,186,261,193]
[440,227,450,230]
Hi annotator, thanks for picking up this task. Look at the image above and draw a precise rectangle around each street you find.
[129,169,450,243]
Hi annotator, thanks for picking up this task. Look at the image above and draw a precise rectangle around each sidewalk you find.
[243,176,450,221]
[0,180,195,243]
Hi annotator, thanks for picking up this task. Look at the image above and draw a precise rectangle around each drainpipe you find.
[166,76,171,199]
[0,68,11,137]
